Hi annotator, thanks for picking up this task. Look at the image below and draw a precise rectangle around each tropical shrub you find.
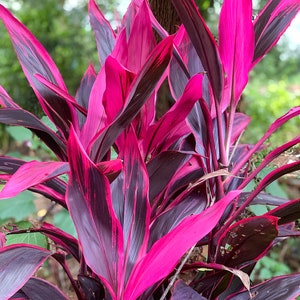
[0,0,299,299]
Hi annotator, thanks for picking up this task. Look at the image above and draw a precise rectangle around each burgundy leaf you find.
[66,127,123,298]
[267,199,300,225]
[0,161,68,199]
[143,74,203,157]
[171,280,207,300]
[78,275,105,300]
[0,245,51,299]
[219,0,254,104]
[125,191,241,299]
[16,277,68,300]
[114,128,150,284]
[0,5,76,139]
[253,0,300,66]
[172,0,223,102]
[75,64,97,128]
[227,273,300,300]
[216,216,278,267]
[89,36,173,162]
[231,113,251,144]
[88,0,116,66]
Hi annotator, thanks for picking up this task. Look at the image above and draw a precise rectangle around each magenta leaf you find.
[89,36,173,162]
[216,216,278,267]
[172,0,223,102]
[0,5,76,139]
[0,244,51,300]
[66,127,123,298]
[88,0,116,66]
[14,277,68,300]
[253,0,300,66]
[219,0,254,104]
[171,280,207,300]
[228,273,300,300]
[125,191,241,299]
[0,161,68,199]
[143,74,203,157]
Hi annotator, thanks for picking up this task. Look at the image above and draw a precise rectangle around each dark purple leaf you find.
[0,5,76,139]
[227,273,300,300]
[66,127,123,298]
[238,192,289,207]
[172,0,223,102]
[253,0,300,65]
[16,277,68,300]
[78,275,105,300]
[0,245,51,299]
[267,199,300,225]
[147,151,189,203]
[231,113,251,144]
[89,36,173,162]
[216,216,278,267]
[171,280,207,300]
[88,0,116,66]
[75,64,97,128]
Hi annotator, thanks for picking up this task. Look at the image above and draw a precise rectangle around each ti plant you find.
[0,0,299,299]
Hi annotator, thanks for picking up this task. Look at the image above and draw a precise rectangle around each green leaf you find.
[0,191,35,223]
[53,209,77,238]
[6,126,33,142]
[5,221,48,249]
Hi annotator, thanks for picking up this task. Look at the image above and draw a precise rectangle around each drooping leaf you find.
[0,244,51,300]
[228,273,300,300]
[88,0,116,66]
[66,127,123,298]
[15,277,68,300]
[172,0,223,102]
[0,5,76,139]
[0,161,68,199]
[253,0,300,66]
[216,216,278,267]
[125,191,241,299]
[219,0,254,104]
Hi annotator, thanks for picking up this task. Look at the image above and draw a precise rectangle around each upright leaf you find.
[172,0,223,102]
[66,127,123,298]
[219,0,254,104]
[88,0,116,66]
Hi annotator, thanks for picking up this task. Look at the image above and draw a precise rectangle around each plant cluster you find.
[0,0,299,299]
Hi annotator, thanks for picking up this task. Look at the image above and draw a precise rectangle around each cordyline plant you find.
[0,0,299,299]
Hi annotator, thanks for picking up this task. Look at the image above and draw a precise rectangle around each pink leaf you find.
[125,190,241,299]
[219,0,254,104]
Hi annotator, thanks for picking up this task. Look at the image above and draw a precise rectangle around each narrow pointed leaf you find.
[143,74,203,157]
[88,0,116,66]
[0,245,51,300]
[66,127,123,298]
[219,0,254,103]
[172,0,223,102]
[125,191,241,299]
[90,36,173,162]
[75,64,97,128]
[253,0,300,65]
[0,5,75,139]
[0,161,68,199]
